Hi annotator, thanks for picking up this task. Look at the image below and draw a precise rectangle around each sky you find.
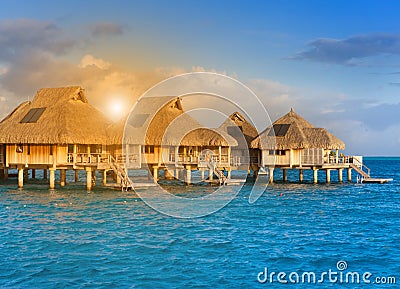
[0,0,400,155]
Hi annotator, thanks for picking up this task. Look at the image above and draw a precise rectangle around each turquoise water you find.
[0,158,399,288]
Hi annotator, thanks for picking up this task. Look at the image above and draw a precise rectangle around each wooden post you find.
[347,168,352,182]
[185,165,191,185]
[299,169,304,183]
[282,169,287,182]
[92,169,96,187]
[49,168,55,189]
[338,168,343,182]
[326,169,331,183]
[0,168,4,180]
[201,169,205,180]
[86,167,92,191]
[31,169,36,179]
[4,169,8,180]
[175,168,180,180]
[60,169,66,187]
[74,170,79,182]
[209,168,214,180]
[227,169,231,179]
[269,167,274,184]
[153,166,158,182]
[43,169,47,180]
[18,166,24,188]
[102,170,107,186]
[23,169,28,182]
[313,168,318,184]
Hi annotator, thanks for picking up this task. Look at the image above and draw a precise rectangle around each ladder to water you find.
[207,160,227,185]
[110,156,134,191]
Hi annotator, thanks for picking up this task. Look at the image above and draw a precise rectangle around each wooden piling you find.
[49,168,55,189]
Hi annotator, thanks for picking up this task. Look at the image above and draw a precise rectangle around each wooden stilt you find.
[74,170,79,182]
[152,166,158,182]
[86,167,92,191]
[43,169,47,180]
[60,169,66,187]
[282,169,287,182]
[102,170,107,186]
[92,169,96,187]
[23,169,28,182]
[31,169,36,179]
[0,168,4,180]
[185,165,191,185]
[269,167,274,183]
[347,168,352,182]
[313,168,318,184]
[201,169,205,180]
[18,166,24,188]
[326,169,331,183]
[338,168,343,182]
[299,169,304,183]
[227,169,231,179]
[5,169,8,180]
[49,168,55,189]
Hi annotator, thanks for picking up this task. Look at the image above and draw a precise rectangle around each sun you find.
[108,99,125,121]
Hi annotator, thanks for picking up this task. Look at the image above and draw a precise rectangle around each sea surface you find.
[0,157,399,288]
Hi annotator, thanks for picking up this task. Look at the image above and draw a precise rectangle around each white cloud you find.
[79,54,111,70]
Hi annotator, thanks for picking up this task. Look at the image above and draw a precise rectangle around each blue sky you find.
[0,0,400,155]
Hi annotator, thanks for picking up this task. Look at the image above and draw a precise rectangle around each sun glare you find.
[108,99,125,121]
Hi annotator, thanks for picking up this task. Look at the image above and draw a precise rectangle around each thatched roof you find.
[251,108,345,150]
[114,96,237,146]
[219,111,258,149]
[180,128,237,146]
[0,86,112,144]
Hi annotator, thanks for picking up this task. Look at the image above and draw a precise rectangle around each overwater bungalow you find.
[115,96,238,185]
[218,111,259,172]
[250,108,365,183]
[0,86,114,190]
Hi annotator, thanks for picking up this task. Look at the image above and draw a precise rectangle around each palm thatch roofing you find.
[116,96,237,147]
[0,86,112,144]
[219,112,259,149]
[251,108,345,150]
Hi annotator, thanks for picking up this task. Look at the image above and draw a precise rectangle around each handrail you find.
[351,157,370,177]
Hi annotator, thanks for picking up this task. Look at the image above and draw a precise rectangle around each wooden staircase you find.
[207,160,227,185]
[110,156,134,191]
[349,158,370,179]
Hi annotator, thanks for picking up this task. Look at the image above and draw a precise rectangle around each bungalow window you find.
[16,144,23,153]
[91,144,102,153]
[144,145,154,154]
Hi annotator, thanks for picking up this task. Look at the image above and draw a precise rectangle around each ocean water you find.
[0,157,399,288]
